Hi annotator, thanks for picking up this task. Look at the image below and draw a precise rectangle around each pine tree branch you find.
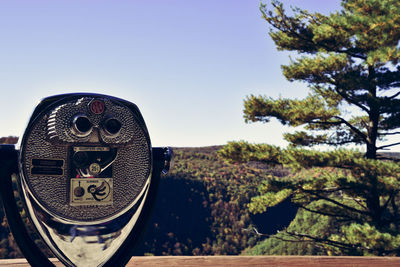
[284,230,362,251]
[389,91,400,100]
[382,191,397,218]
[308,119,342,125]
[303,189,370,216]
[333,116,368,143]
[278,29,367,60]
[270,233,324,246]
[342,196,368,210]
[324,140,362,146]
[297,204,359,222]
[391,195,400,231]
[264,4,367,60]
[378,132,400,136]
[270,18,367,59]
[334,87,370,113]
[269,233,338,252]
[286,230,400,255]
[377,142,400,150]
[307,119,365,145]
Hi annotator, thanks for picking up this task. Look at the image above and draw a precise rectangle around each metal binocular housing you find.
[0,93,172,267]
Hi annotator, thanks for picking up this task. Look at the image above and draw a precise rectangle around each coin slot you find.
[31,159,64,176]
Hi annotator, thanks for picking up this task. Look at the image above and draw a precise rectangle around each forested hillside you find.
[0,145,297,258]
[134,146,297,255]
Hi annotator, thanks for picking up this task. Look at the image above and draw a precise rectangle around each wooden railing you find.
[1,256,400,266]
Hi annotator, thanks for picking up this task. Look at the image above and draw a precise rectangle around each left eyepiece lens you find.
[72,115,92,136]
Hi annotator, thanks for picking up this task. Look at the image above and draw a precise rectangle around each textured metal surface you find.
[47,97,137,144]
[20,96,151,221]
[10,94,157,267]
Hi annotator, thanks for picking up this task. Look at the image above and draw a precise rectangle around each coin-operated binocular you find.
[0,93,172,267]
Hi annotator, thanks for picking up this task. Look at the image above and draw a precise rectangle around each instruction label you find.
[70,178,113,206]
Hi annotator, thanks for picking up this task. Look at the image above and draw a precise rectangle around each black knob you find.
[74,186,85,197]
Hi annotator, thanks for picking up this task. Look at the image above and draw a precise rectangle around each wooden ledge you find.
[1,256,400,266]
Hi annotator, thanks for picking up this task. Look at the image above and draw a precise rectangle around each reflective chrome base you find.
[22,177,150,267]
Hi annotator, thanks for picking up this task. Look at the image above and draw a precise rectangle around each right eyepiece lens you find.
[105,118,121,135]
[74,115,92,135]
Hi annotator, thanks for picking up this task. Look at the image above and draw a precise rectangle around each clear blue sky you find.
[0,0,345,147]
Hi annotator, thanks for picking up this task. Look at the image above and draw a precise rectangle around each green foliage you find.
[222,0,400,256]
[218,141,282,165]
[244,208,337,256]
[243,94,339,126]
[332,223,400,255]
[221,142,400,255]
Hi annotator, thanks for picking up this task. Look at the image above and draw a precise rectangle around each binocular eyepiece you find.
[0,93,172,267]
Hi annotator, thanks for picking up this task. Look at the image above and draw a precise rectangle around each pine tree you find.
[220,0,400,255]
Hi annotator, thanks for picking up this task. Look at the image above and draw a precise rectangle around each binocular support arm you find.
[0,144,172,267]
[0,145,52,266]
